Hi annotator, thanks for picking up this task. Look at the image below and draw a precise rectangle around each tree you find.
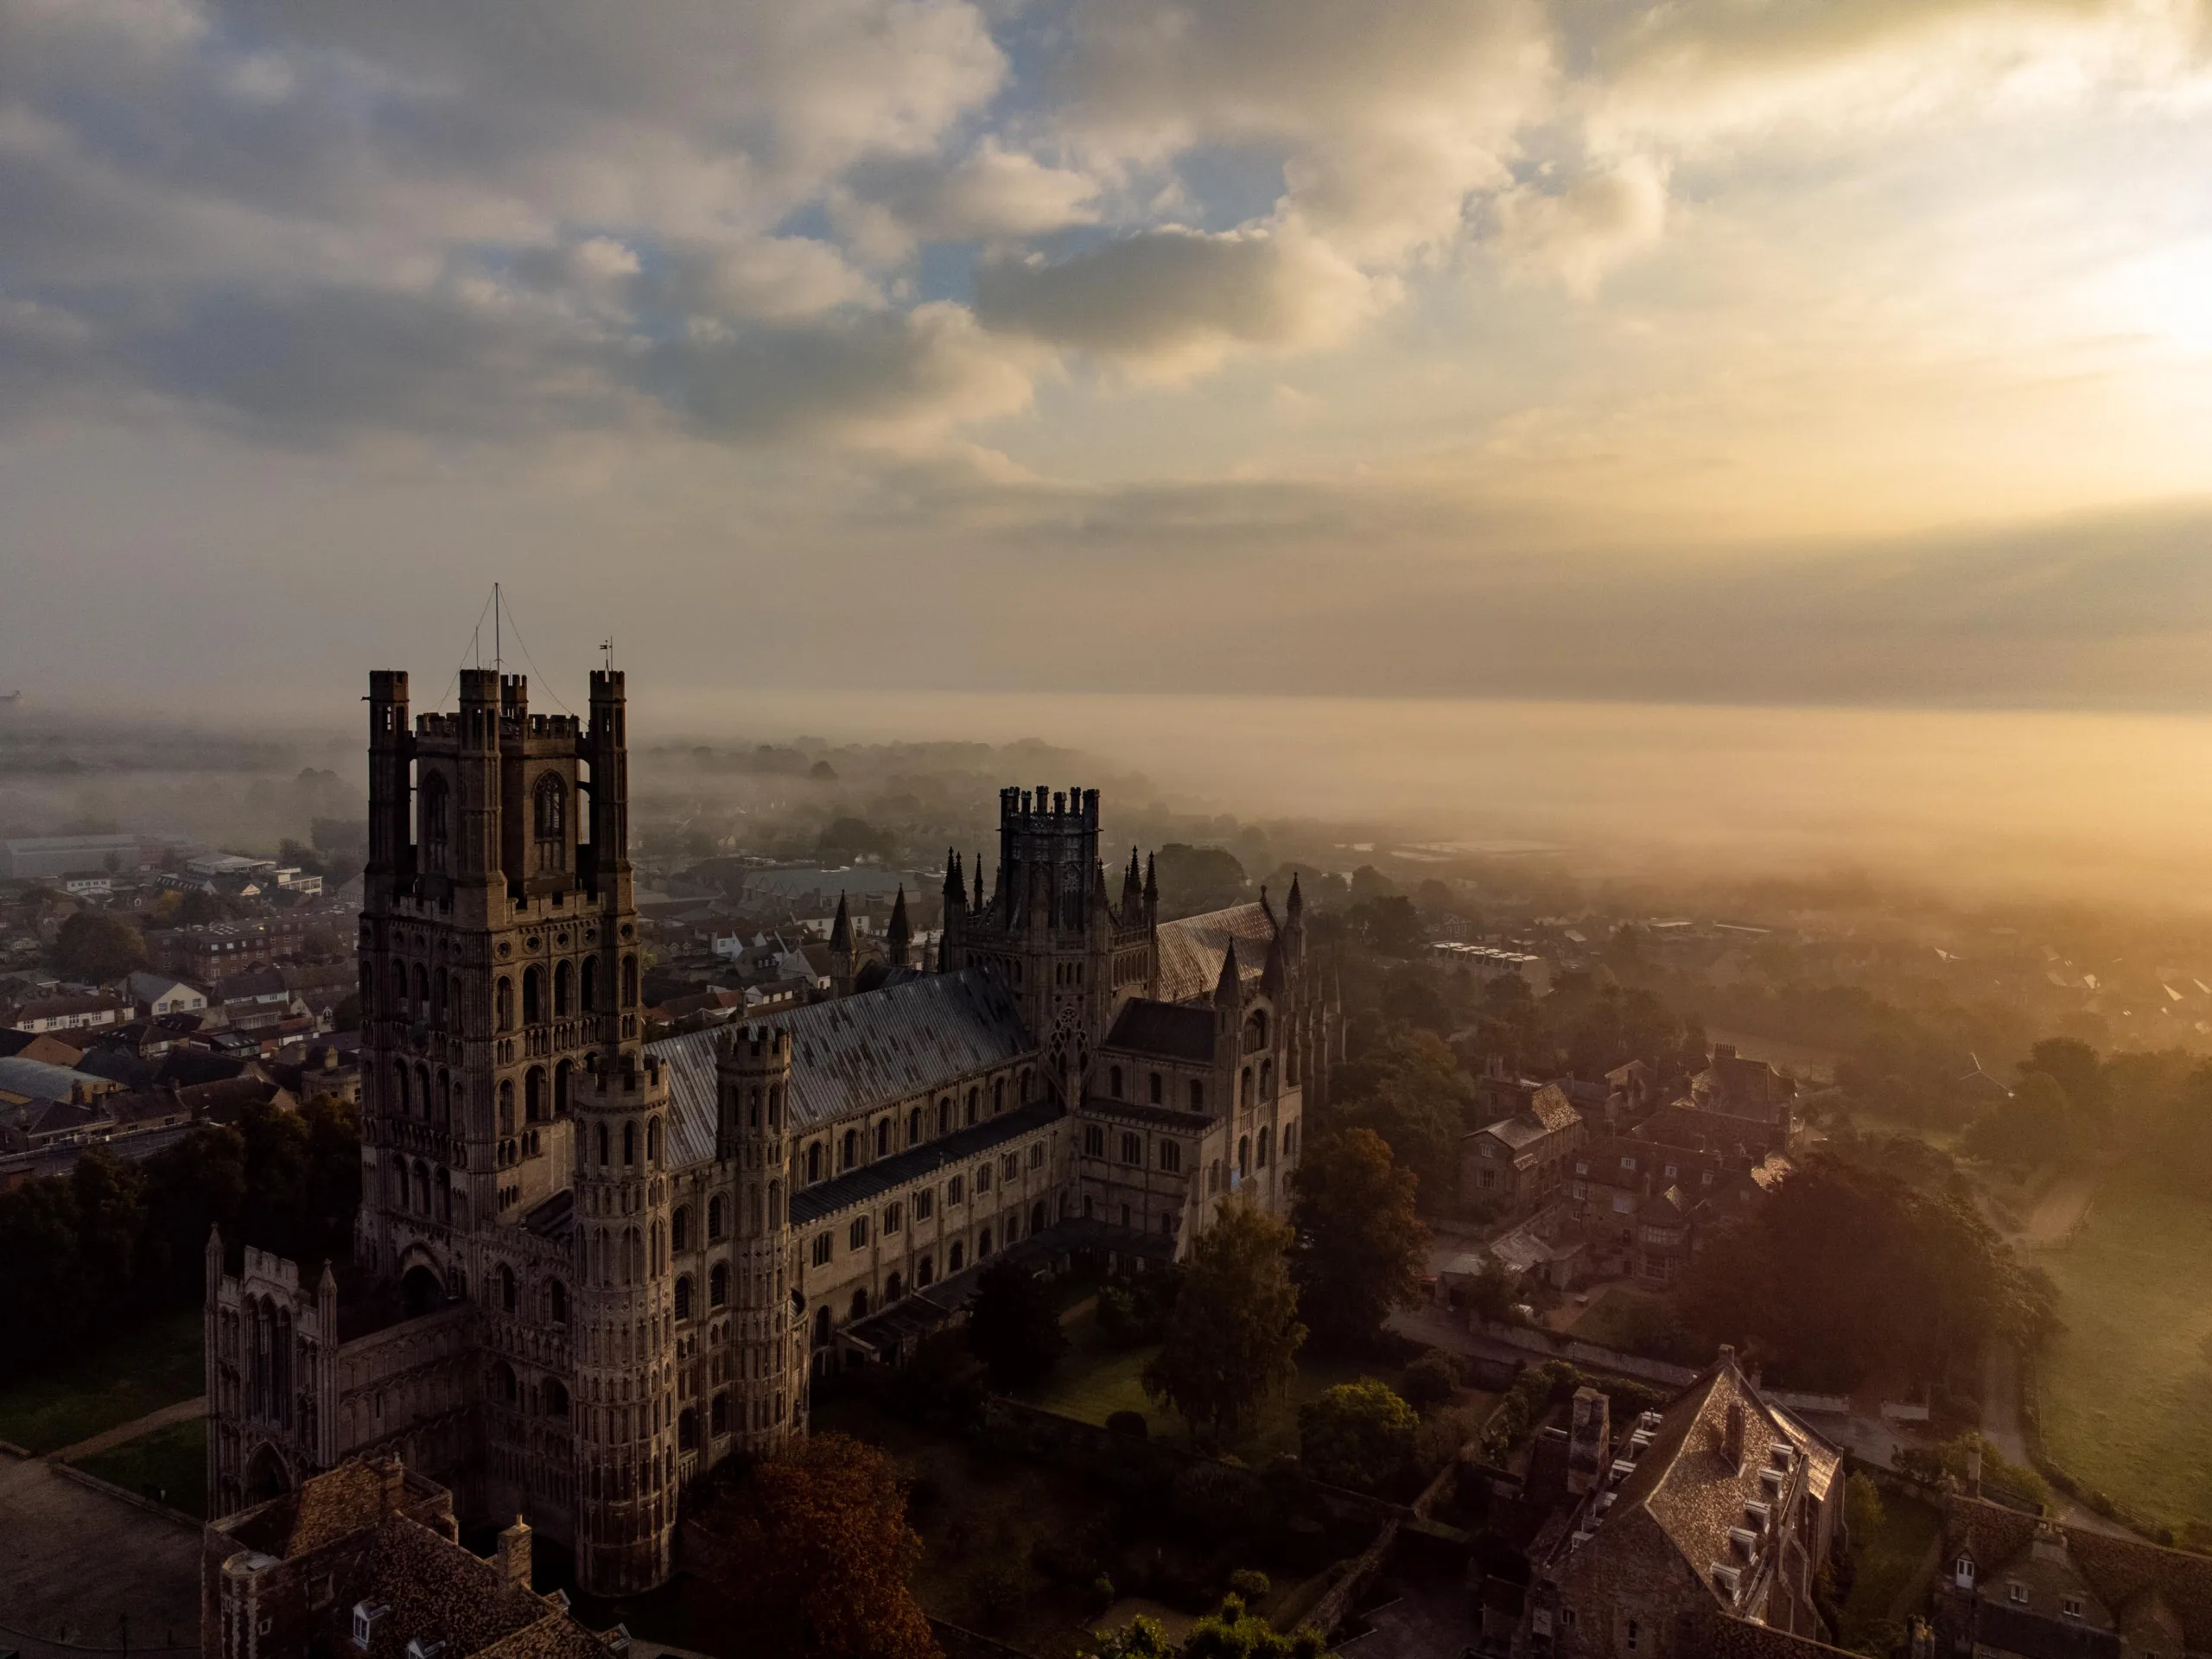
[689,1433,938,1659]
[1397,1350,1460,1414]
[52,910,147,983]
[1182,1594,1326,1659]
[0,1177,90,1370]
[1153,843,1249,918]
[1298,1377,1417,1491]
[1144,1202,1304,1448]
[1680,1154,2048,1390]
[1325,1027,1473,1191]
[2019,1038,2108,1134]
[964,1259,1067,1391]
[1346,895,1422,957]
[1288,1128,1428,1351]
[1963,1072,2081,1172]
[1086,1597,1325,1659]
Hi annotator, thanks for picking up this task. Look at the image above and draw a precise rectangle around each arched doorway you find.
[400,1262,444,1317]
[245,1442,292,1505]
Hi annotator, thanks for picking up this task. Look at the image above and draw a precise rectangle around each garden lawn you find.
[1571,1287,1664,1351]
[2036,1169,2212,1531]
[1835,1483,1940,1653]
[0,1307,204,1454]
[72,1415,209,1518]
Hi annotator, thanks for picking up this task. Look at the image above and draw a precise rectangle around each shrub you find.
[1398,1351,1461,1414]
[1298,1378,1418,1492]
[1108,1410,1149,1440]
[1228,1568,1271,1604]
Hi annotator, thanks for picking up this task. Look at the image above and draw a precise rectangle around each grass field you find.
[0,1307,204,1454]
[2036,1168,2212,1530]
[1571,1287,1664,1351]
[72,1415,209,1517]
[1835,1478,1940,1654]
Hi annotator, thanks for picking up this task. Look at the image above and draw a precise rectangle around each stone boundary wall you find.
[929,1616,1042,1659]
[1305,1516,1401,1642]
[1468,1318,1852,1413]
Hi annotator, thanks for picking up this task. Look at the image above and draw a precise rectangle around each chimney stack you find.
[1723,1401,1747,1473]
[496,1516,533,1590]
[1566,1386,1611,1497]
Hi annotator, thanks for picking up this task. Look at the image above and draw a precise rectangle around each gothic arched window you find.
[523,966,543,1025]
[581,957,599,1013]
[554,960,572,1017]
[533,775,567,871]
[421,772,450,873]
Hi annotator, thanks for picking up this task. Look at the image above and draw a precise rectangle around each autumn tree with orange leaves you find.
[689,1433,939,1659]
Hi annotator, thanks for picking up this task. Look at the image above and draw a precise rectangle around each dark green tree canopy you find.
[1289,1127,1429,1351]
[1144,1202,1304,1448]
[52,910,148,982]
[963,1259,1068,1392]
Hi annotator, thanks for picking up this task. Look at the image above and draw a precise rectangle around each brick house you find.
[1939,1494,2212,1657]
[1522,1350,1847,1656]
[1465,1084,1587,1211]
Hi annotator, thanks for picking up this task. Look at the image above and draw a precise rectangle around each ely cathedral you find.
[205,663,1340,1594]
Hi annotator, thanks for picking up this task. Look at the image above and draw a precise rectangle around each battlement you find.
[999,785,1100,830]
[721,1024,793,1064]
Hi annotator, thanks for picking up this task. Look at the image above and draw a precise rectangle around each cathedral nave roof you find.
[652,966,1032,1167]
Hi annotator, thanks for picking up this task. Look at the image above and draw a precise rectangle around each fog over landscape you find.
[11,0,2212,1651]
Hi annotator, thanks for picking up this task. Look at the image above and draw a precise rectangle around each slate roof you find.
[652,967,1032,1168]
[1592,1357,1841,1600]
[1948,1497,2212,1653]
[1155,902,1278,1003]
[790,1096,1061,1224]
[1102,997,1216,1063]
[0,1053,105,1102]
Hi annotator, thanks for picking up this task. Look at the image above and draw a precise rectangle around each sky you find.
[5,0,2212,717]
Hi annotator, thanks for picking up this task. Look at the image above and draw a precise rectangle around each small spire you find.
[1144,851,1158,903]
[943,849,963,901]
[887,885,911,968]
[1287,871,1304,917]
[1215,938,1242,1007]
[1261,931,1287,996]
[829,892,851,952]
[973,852,985,912]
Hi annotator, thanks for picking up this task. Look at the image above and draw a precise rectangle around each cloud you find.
[1493,156,1669,295]
[836,140,1102,264]
[974,225,1373,373]
[660,301,1041,446]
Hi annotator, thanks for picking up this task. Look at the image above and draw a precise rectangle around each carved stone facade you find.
[207,661,1340,1597]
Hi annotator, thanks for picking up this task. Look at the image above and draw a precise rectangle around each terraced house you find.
[206,658,1339,1596]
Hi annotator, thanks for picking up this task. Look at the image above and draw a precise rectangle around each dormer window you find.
[1955,1556,1975,1587]
[407,1639,448,1659]
[353,1603,391,1649]
[2062,1598,2082,1620]
[2009,1582,2028,1606]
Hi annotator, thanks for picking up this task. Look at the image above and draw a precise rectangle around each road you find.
[1979,1338,2134,1539]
